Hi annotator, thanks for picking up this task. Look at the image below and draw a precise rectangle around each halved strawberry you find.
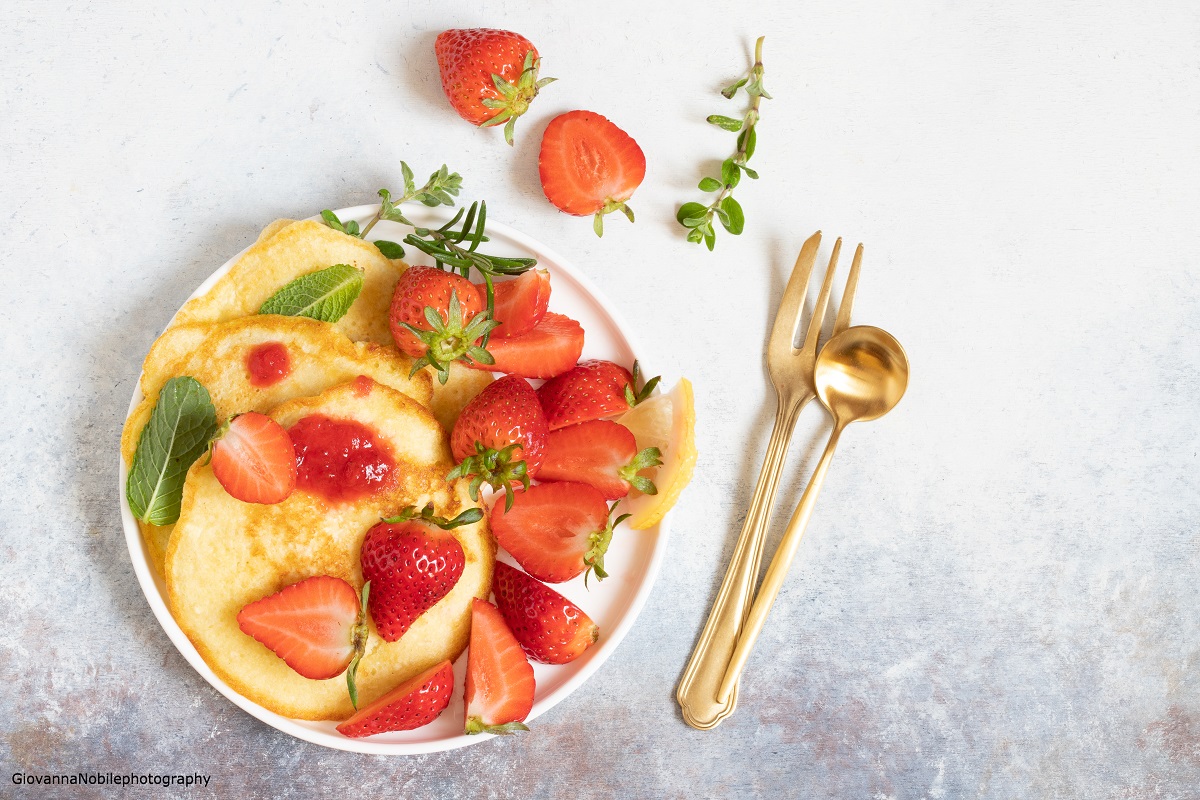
[211,411,297,504]
[237,575,369,705]
[492,563,598,664]
[336,660,455,738]
[389,265,496,384]
[467,312,584,380]
[477,269,550,339]
[360,508,471,643]
[489,481,626,584]
[449,376,548,509]
[537,359,659,431]
[538,420,662,499]
[464,598,535,735]
[539,110,646,236]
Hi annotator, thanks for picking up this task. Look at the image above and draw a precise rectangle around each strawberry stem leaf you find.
[346,580,371,709]
[382,504,484,530]
[447,443,530,512]
[465,717,530,736]
[479,50,554,146]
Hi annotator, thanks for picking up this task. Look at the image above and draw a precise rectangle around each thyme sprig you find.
[321,162,463,257]
[677,36,771,251]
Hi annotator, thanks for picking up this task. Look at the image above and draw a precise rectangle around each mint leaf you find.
[127,376,218,526]
[258,264,364,322]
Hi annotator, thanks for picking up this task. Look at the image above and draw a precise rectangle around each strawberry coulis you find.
[289,414,396,502]
[245,341,291,387]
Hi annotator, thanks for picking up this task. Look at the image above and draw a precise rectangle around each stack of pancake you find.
[121,219,496,720]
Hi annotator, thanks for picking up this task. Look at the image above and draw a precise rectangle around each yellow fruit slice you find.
[616,378,697,529]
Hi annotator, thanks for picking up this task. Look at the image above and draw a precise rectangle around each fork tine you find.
[768,231,822,361]
[798,237,841,353]
[832,243,863,336]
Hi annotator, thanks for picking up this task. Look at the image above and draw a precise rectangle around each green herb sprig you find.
[677,36,771,250]
[403,200,536,346]
[321,162,463,257]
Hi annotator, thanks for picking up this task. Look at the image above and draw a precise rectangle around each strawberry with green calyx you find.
[539,110,646,236]
[489,481,627,585]
[336,660,455,738]
[237,576,371,708]
[492,563,599,664]
[449,376,548,511]
[464,598,535,735]
[538,419,663,499]
[537,359,660,431]
[361,511,469,643]
[466,312,585,380]
[389,266,498,385]
[435,29,556,146]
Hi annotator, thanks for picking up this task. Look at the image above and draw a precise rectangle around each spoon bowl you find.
[814,326,909,424]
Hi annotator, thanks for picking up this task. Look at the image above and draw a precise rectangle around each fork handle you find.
[677,395,808,729]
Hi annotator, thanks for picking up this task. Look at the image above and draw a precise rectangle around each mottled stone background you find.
[2,1,1198,797]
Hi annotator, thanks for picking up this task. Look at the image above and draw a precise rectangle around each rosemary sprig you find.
[404,200,536,347]
[321,162,463,257]
[677,35,771,251]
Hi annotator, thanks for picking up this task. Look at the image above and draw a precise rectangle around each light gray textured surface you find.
[2,1,1199,797]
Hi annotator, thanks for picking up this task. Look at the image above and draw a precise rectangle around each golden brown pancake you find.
[171,219,406,345]
[428,362,494,434]
[167,217,484,428]
[121,315,433,571]
[164,378,494,721]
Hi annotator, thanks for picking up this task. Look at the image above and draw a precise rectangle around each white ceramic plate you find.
[119,205,670,754]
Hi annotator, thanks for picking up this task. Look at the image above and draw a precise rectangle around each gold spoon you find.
[717,325,910,702]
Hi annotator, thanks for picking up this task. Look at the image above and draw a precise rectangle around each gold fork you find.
[676,231,863,729]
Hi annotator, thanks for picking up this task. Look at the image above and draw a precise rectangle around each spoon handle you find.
[717,424,844,703]
[676,395,809,729]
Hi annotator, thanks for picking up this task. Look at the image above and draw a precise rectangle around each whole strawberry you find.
[435,28,555,146]
[537,359,660,431]
[360,505,481,642]
[389,265,497,384]
[450,375,548,509]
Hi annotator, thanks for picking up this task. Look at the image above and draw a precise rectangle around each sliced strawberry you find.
[237,575,369,703]
[211,412,297,504]
[336,660,455,738]
[492,563,599,664]
[538,420,662,499]
[464,598,535,735]
[539,110,646,236]
[467,312,584,380]
[449,375,548,509]
[360,510,469,642]
[477,269,551,339]
[537,359,643,430]
[489,481,624,583]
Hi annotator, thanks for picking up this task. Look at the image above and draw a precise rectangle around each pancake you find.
[164,378,495,721]
[170,219,406,345]
[121,315,434,571]
[428,361,494,433]
[167,217,483,427]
